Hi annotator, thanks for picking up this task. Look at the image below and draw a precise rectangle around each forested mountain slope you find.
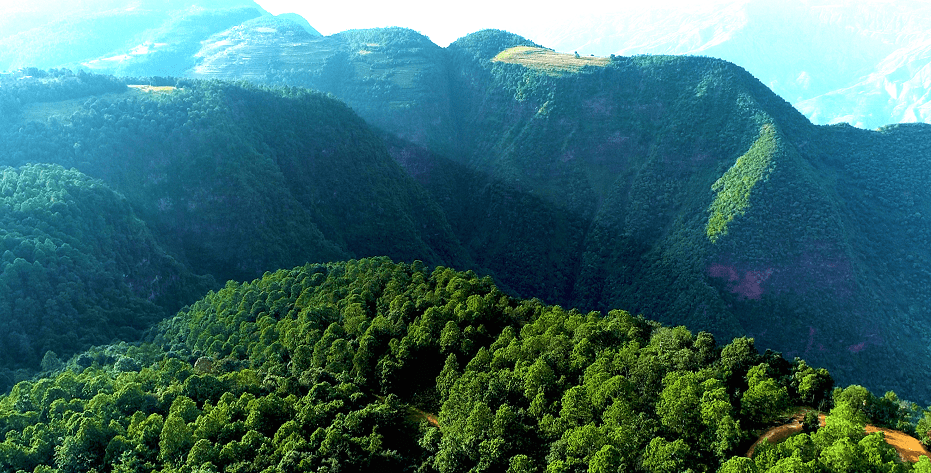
[2,257,922,473]
[3,258,931,472]
[0,71,473,386]
[1,65,931,473]
[0,71,469,286]
[192,26,461,158]
[4,33,931,406]
[0,163,213,387]
[2,5,931,470]
[323,29,931,404]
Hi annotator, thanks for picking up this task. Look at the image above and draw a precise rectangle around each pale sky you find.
[254,0,703,48]
[254,0,544,46]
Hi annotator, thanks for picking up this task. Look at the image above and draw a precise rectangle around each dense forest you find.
[0,70,469,282]
[360,30,931,404]
[1,258,930,472]
[0,163,212,384]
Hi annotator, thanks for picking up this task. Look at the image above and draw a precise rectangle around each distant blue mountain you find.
[0,0,317,75]
[276,12,320,36]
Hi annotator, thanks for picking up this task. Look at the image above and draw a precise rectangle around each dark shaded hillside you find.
[0,73,470,287]
[383,132,589,305]
[801,123,931,384]
[0,164,213,387]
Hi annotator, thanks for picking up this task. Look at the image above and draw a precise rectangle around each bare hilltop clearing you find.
[19,84,177,124]
[492,45,610,75]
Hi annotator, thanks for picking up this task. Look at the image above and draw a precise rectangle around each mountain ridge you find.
[515,0,931,129]
[2,25,931,404]
[9,0,931,128]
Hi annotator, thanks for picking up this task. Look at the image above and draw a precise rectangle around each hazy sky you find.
[254,0,703,48]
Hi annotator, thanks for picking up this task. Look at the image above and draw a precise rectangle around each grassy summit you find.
[492,45,611,75]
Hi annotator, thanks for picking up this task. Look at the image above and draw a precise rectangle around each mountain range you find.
[7,0,931,129]
[0,0,928,403]
[2,2,931,470]
[517,0,931,130]
[2,26,931,410]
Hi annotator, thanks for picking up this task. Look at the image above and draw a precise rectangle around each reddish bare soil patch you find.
[377,394,440,429]
[865,425,931,463]
[746,411,822,457]
[406,405,440,428]
[420,411,440,428]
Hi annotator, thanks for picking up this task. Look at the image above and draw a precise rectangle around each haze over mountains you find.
[519,0,931,130]
[5,0,931,129]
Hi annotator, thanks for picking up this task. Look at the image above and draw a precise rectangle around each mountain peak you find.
[448,29,541,61]
[272,12,320,36]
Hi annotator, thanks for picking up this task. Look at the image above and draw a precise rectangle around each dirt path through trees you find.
[747,411,931,463]
[865,425,931,463]
[745,411,815,457]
